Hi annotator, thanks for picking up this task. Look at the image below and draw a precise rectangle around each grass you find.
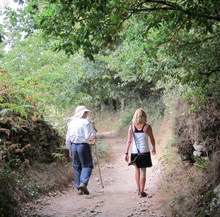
[92,110,122,133]
[90,139,111,165]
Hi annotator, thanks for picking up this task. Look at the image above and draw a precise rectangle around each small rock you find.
[96,200,104,203]
[89,209,95,213]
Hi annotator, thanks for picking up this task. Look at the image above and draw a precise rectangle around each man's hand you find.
[89,120,98,132]
[69,150,72,158]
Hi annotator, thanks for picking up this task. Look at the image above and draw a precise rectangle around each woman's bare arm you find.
[146,125,156,155]
[125,126,132,162]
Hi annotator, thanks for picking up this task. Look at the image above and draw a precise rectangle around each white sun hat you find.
[73,105,91,118]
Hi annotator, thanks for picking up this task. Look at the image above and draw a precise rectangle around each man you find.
[66,105,96,195]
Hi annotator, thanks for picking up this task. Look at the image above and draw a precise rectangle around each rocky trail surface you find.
[19,129,170,217]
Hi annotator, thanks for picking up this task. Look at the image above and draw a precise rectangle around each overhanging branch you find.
[198,67,220,77]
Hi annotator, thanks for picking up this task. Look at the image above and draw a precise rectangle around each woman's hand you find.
[125,154,129,162]
[152,147,156,155]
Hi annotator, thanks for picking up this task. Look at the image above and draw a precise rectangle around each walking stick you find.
[92,138,104,188]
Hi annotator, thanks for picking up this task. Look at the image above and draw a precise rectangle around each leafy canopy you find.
[7,0,220,60]
[2,0,220,111]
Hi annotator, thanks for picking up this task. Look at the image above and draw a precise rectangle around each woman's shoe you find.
[139,192,148,198]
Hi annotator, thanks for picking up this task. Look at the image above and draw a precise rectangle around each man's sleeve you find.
[65,129,72,151]
[85,122,96,141]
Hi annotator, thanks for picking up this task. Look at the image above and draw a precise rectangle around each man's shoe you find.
[79,183,90,195]
[77,189,83,195]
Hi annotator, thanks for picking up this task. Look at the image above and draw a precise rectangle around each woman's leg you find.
[140,168,147,193]
[140,178,146,193]
[135,166,140,192]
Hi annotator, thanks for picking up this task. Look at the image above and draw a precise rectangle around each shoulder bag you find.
[128,124,141,166]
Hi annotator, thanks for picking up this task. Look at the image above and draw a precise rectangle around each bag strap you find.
[131,125,140,154]
[144,124,149,133]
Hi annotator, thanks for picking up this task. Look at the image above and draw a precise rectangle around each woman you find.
[125,108,156,198]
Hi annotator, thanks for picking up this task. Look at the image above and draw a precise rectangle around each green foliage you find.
[0,195,11,217]
[120,107,137,126]
[0,163,18,184]
[52,146,67,160]
[91,140,110,165]
[0,103,29,118]
[0,4,219,216]
[1,30,132,111]
[52,152,63,159]
[0,32,70,112]
[186,172,195,183]
[0,161,19,216]
[96,140,110,157]
[208,190,218,205]
[56,145,66,150]
[21,178,40,199]
[2,1,220,112]
[8,0,219,59]
[0,66,54,118]
[194,156,210,171]
[119,92,165,129]
[0,108,10,116]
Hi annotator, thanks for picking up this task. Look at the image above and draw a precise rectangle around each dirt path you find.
[30,129,168,217]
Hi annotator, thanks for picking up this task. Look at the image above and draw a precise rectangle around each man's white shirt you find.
[66,118,96,151]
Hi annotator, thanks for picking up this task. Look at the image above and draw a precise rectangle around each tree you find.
[6,0,219,59]
[0,31,70,116]
[3,0,220,107]
[104,15,220,104]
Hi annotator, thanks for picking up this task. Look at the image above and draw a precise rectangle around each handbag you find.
[128,125,141,166]
[128,153,140,166]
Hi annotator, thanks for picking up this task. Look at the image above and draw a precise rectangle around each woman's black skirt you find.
[131,152,152,168]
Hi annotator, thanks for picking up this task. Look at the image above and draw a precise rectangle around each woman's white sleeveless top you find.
[131,125,150,154]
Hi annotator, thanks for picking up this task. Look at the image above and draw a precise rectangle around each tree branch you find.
[198,67,220,77]
[125,7,175,11]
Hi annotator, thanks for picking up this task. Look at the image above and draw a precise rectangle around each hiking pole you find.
[92,138,104,188]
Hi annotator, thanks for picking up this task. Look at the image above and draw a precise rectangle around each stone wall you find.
[0,112,69,167]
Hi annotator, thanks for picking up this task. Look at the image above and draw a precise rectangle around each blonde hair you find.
[132,108,147,126]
